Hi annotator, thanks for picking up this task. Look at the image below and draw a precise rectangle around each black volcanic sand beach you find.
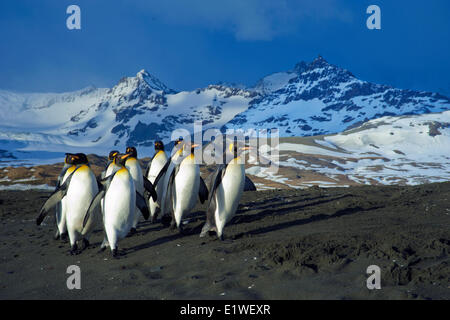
[0,182,449,300]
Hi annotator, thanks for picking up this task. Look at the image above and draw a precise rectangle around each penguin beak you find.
[191,144,200,148]
[121,153,131,160]
[240,146,252,151]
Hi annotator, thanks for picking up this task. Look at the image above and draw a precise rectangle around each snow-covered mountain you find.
[0,70,256,164]
[247,110,450,188]
[227,56,449,135]
[1,110,448,190]
[0,56,449,165]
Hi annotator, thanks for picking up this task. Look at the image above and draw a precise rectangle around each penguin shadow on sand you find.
[127,219,167,236]
[232,193,353,225]
[231,196,384,240]
[125,215,205,254]
[123,193,342,252]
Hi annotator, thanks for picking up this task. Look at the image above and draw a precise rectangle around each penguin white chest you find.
[148,152,168,182]
[65,166,98,233]
[105,162,120,177]
[125,158,143,194]
[174,158,200,210]
[215,164,245,226]
[148,152,169,215]
[104,169,136,237]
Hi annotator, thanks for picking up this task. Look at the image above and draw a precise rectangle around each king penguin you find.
[157,140,208,232]
[101,150,120,179]
[53,153,78,241]
[145,141,169,223]
[37,153,100,254]
[82,153,152,257]
[124,146,145,236]
[153,138,186,225]
[100,150,121,227]
[200,141,256,240]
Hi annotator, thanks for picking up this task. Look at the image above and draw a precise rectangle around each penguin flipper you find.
[82,173,116,228]
[55,165,71,190]
[199,164,226,236]
[159,160,177,218]
[144,151,158,178]
[36,167,78,226]
[200,195,217,237]
[207,164,227,204]
[153,159,171,187]
[198,176,209,204]
[136,191,150,220]
[143,176,157,202]
[244,175,257,191]
[82,189,105,228]
[36,189,66,225]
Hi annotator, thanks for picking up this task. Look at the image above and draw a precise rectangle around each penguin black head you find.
[125,146,137,158]
[113,153,131,166]
[227,142,251,160]
[65,153,89,165]
[108,150,119,161]
[190,143,200,154]
[174,137,184,146]
[172,137,185,156]
[154,141,165,151]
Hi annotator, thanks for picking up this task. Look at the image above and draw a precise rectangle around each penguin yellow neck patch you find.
[67,165,76,174]
[78,164,89,171]
[117,167,128,175]
[230,156,241,164]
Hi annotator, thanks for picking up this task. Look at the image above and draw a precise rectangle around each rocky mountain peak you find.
[135,69,175,94]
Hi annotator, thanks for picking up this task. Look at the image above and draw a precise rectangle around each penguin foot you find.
[151,208,160,224]
[70,244,81,255]
[161,215,172,227]
[218,234,224,241]
[200,222,214,238]
[178,224,185,235]
[127,228,137,237]
[53,230,60,240]
[60,232,68,242]
[112,248,120,259]
[80,239,90,251]
[97,246,107,254]
[208,230,217,237]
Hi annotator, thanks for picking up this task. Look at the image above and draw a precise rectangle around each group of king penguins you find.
[36,137,256,258]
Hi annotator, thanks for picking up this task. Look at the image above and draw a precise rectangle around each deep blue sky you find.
[0,0,449,95]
